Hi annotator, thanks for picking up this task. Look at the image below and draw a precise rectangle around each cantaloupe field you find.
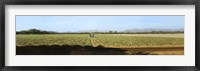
[16,34,184,48]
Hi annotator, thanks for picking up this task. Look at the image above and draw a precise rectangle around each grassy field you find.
[17,34,92,46]
[16,34,184,55]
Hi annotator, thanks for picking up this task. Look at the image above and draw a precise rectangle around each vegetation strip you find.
[17,34,184,48]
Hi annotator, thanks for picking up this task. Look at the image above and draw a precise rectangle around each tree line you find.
[16,29,58,34]
[16,29,184,34]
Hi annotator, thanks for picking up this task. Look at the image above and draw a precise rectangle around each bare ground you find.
[16,45,183,55]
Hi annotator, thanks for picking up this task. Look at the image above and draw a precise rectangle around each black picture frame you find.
[0,0,199,71]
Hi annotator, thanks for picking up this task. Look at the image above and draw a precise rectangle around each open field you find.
[16,34,184,55]
[105,34,184,38]
[93,34,183,48]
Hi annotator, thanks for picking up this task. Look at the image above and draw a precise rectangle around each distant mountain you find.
[78,29,107,32]
[76,28,184,33]
[17,28,184,34]
[122,28,184,32]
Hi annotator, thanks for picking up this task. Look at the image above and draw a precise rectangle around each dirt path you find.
[120,47,184,55]
[90,38,95,47]
[105,46,184,48]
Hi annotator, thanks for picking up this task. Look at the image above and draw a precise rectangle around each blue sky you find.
[16,16,184,32]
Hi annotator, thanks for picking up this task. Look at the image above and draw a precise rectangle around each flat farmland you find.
[93,34,183,48]
[16,34,184,55]
[17,34,92,46]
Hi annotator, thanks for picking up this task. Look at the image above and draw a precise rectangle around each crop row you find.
[16,34,92,46]
[16,34,184,47]
[93,34,184,47]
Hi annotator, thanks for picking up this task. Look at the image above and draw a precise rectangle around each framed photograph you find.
[0,0,199,71]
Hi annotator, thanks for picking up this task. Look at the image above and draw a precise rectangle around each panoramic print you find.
[16,16,184,55]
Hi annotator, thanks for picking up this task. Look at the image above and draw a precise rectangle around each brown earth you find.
[16,45,183,55]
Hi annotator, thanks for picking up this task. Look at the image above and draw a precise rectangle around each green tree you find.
[109,31,113,33]
[27,29,41,34]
